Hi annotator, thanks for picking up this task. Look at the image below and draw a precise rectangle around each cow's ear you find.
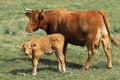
[18,44,24,48]
[38,9,44,20]
[38,14,44,20]
[25,12,31,17]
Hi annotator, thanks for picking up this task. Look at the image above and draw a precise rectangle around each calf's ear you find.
[17,44,24,48]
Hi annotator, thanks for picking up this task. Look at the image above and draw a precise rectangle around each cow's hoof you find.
[107,66,112,69]
[107,64,112,69]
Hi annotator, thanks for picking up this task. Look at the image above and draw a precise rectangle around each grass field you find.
[0,0,120,80]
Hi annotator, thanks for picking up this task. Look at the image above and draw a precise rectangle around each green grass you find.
[0,0,120,80]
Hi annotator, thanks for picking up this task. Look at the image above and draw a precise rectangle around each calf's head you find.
[25,9,44,33]
[18,43,36,59]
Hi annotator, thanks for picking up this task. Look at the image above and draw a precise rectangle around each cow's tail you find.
[98,10,120,47]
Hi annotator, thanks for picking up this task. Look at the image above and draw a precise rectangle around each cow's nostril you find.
[26,28,33,33]
[26,29,30,33]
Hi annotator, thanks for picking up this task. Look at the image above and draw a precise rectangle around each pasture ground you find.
[0,0,120,80]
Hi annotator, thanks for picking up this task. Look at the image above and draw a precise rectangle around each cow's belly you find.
[64,34,86,46]
[56,23,86,46]
[68,38,86,46]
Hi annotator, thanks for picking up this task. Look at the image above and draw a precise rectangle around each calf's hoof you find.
[83,65,90,70]
[62,69,66,73]
[84,67,89,70]
[59,69,66,73]
[32,72,36,75]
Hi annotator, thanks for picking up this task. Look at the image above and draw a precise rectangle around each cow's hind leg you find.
[84,43,95,70]
[102,35,112,69]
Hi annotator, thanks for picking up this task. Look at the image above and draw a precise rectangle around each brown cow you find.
[18,34,66,75]
[24,8,120,70]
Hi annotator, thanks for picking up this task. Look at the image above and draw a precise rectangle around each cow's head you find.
[24,8,44,33]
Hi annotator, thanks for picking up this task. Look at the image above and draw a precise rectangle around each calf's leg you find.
[59,54,66,72]
[55,53,62,71]
[32,57,39,75]
[56,50,66,72]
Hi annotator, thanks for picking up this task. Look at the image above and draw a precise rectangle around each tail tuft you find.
[110,34,120,47]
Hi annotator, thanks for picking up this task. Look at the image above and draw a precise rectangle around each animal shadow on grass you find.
[39,58,83,69]
[9,58,83,75]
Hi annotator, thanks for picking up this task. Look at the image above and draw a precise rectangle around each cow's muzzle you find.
[26,28,33,33]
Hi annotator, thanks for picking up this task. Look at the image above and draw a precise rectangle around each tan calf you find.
[18,34,66,75]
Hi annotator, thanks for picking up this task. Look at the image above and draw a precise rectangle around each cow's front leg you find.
[84,44,95,70]
[63,42,68,63]
[32,57,39,75]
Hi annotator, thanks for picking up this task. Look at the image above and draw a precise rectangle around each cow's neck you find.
[45,23,52,35]
[42,11,57,35]
[39,19,53,35]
